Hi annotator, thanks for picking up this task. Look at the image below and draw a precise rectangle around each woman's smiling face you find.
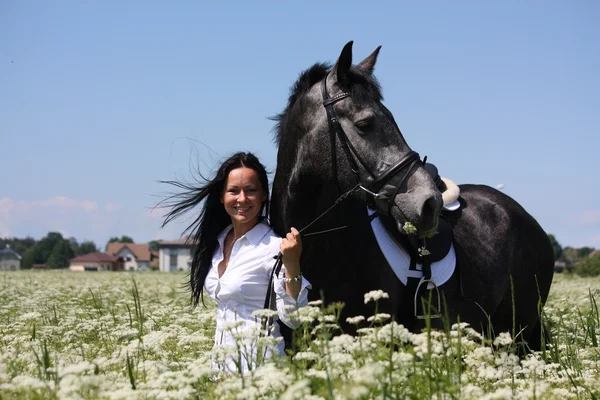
[221,167,267,229]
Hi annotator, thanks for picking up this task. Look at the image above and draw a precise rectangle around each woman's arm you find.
[275,227,311,328]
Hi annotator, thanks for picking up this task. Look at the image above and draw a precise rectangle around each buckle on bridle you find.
[358,185,381,198]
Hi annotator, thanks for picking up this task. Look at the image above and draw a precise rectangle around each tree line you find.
[548,233,600,276]
[3,231,596,271]
[0,233,142,269]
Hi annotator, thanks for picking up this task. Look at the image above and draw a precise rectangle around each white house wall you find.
[117,248,141,271]
[159,247,192,272]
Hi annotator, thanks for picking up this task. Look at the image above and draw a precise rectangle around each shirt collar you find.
[244,222,272,246]
[217,221,272,247]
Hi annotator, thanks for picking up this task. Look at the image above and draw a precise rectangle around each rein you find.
[320,75,423,214]
[261,183,361,337]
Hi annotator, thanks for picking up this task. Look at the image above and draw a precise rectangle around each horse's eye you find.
[355,118,374,132]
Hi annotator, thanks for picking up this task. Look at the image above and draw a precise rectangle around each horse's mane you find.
[272,63,331,145]
[272,62,383,145]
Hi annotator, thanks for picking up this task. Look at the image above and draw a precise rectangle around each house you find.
[158,238,196,272]
[69,252,118,272]
[0,244,22,271]
[106,243,153,271]
[554,260,573,273]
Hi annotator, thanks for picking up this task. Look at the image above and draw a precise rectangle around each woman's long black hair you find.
[160,152,270,307]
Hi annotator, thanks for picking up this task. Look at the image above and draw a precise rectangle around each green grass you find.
[0,271,599,399]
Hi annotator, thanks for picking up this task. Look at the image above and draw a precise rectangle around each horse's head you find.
[275,41,443,236]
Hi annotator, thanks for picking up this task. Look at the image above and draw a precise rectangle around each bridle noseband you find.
[320,74,423,214]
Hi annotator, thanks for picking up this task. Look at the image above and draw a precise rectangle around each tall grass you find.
[0,271,599,399]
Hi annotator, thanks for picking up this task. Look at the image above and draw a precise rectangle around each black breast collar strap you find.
[320,74,423,212]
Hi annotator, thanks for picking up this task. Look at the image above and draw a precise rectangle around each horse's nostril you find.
[421,196,440,220]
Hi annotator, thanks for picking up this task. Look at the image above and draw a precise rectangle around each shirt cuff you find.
[274,273,312,328]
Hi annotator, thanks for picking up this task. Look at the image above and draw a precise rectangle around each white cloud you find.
[104,202,124,212]
[569,210,600,226]
[0,196,184,246]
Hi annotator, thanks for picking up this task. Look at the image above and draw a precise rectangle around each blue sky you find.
[1,1,598,250]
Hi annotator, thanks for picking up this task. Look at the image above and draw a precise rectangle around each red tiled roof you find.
[70,252,118,263]
[106,243,151,261]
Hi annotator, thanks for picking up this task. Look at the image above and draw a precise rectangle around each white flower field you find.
[1,271,599,399]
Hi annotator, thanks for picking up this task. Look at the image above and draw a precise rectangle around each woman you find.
[161,152,311,373]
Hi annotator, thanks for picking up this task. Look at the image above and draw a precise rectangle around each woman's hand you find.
[280,227,302,275]
[280,227,302,299]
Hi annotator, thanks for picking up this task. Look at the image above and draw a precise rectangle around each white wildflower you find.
[402,221,417,235]
[346,315,365,325]
[19,312,42,321]
[363,290,389,304]
[280,378,312,400]
[367,313,391,323]
[251,308,279,318]
[293,351,319,362]
[493,331,513,347]
[418,246,430,256]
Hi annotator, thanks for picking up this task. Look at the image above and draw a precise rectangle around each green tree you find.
[107,235,134,251]
[78,241,98,255]
[21,247,36,269]
[577,247,595,258]
[68,237,79,256]
[37,232,64,263]
[46,240,75,269]
[547,234,563,261]
[576,255,600,277]
[108,235,134,244]
[149,240,160,252]
[562,247,579,265]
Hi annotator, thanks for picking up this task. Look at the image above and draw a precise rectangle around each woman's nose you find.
[238,190,247,202]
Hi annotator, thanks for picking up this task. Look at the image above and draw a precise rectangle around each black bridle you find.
[320,74,423,214]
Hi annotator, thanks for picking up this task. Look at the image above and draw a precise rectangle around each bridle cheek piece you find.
[320,74,423,215]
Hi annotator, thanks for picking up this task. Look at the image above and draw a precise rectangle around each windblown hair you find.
[160,152,270,307]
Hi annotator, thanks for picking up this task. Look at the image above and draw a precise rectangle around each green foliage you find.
[578,247,595,258]
[0,237,36,256]
[78,241,98,255]
[148,240,160,252]
[46,240,75,269]
[108,236,134,244]
[37,232,64,263]
[563,247,581,265]
[576,255,600,277]
[107,236,135,251]
[547,234,563,261]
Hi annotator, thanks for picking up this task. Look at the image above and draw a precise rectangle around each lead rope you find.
[260,183,362,337]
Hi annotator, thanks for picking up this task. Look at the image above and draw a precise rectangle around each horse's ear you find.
[357,45,382,75]
[331,41,353,83]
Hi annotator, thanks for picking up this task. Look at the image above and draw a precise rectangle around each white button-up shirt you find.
[204,222,311,373]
